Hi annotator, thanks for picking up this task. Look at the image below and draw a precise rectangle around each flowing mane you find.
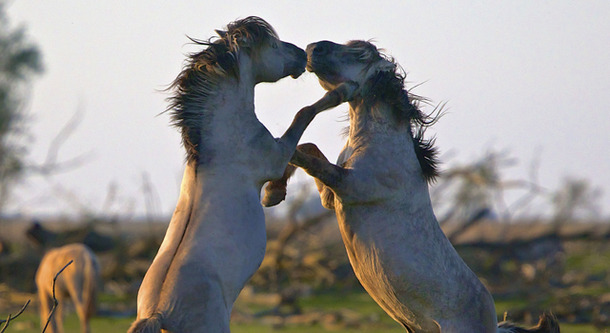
[166,17,279,163]
[346,40,441,182]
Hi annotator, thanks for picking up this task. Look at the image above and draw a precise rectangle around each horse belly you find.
[158,268,231,332]
[191,192,267,280]
[174,194,266,297]
[140,184,267,332]
[338,207,495,331]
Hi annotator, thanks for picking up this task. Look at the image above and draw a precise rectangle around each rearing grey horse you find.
[129,19,357,333]
[264,40,558,333]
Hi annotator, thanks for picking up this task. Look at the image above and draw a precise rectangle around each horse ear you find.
[378,60,395,72]
[215,29,227,38]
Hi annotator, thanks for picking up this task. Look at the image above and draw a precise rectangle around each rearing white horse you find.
[264,40,559,333]
[129,19,357,333]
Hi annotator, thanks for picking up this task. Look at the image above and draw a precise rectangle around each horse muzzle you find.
[285,43,307,78]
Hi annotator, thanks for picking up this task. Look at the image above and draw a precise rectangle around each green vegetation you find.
[565,245,610,277]
[5,291,604,332]
[1,313,135,333]
[2,221,610,331]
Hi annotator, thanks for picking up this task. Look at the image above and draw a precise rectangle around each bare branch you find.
[0,315,10,333]
[142,172,162,221]
[27,107,93,176]
[0,300,30,333]
[43,107,83,168]
[36,153,94,176]
[41,260,73,333]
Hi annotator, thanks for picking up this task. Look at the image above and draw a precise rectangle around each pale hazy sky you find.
[6,1,610,218]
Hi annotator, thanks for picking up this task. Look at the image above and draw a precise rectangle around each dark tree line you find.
[0,2,43,210]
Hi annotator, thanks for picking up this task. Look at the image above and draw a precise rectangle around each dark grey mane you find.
[349,40,441,182]
[166,16,278,163]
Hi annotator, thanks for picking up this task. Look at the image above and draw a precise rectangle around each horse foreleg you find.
[274,81,358,161]
[306,80,359,114]
[265,82,357,206]
[263,143,345,208]
[38,292,55,332]
[291,144,347,190]
[262,163,297,207]
[263,143,333,207]
[295,143,338,209]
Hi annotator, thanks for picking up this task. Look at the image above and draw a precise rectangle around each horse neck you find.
[346,99,410,150]
[346,99,431,184]
[209,65,257,119]
[188,58,261,163]
[211,81,256,123]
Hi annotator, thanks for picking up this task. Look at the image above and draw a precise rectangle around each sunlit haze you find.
[6,1,610,218]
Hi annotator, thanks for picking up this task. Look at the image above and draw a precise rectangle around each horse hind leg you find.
[39,292,62,333]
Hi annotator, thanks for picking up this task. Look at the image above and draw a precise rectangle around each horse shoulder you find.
[248,124,301,181]
[207,118,283,180]
[334,151,405,205]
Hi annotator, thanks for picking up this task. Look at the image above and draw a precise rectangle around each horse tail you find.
[127,313,163,333]
[497,312,559,333]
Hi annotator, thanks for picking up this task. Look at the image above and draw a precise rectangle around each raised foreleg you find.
[294,144,342,209]
[278,81,358,147]
[263,143,345,209]
[261,163,297,207]
[267,81,358,180]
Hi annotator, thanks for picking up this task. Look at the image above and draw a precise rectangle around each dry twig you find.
[41,260,73,333]
[0,300,31,333]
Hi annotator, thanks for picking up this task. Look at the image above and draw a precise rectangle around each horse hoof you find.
[261,188,286,207]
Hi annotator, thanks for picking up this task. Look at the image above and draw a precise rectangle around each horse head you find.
[167,16,307,163]
[306,39,440,182]
[216,16,306,83]
[306,40,394,93]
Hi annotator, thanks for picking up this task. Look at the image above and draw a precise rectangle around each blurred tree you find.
[251,184,336,315]
[0,2,43,209]
[551,177,601,226]
[433,150,517,224]
[431,149,546,241]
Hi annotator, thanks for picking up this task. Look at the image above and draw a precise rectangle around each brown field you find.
[1,217,609,331]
